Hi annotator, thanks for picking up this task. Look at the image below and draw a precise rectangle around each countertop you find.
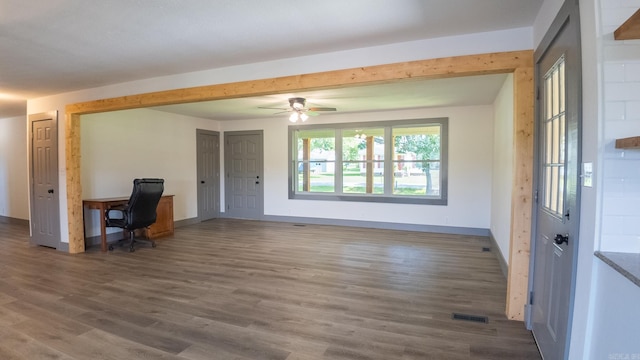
[595,251,640,287]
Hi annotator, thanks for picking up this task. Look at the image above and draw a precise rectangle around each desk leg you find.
[99,204,107,252]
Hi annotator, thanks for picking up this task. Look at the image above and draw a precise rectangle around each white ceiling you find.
[0,0,542,119]
[151,74,509,121]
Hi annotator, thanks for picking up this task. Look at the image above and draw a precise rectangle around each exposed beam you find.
[66,113,84,254]
[65,50,534,320]
[66,50,532,115]
[506,67,535,320]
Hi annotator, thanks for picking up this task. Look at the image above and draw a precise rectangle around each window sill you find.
[290,193,447,205]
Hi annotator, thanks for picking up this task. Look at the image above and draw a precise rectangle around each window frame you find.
[288,118,448,205]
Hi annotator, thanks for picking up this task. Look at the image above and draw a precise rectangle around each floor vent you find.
[482,247,491,252]
[451,313,489,324]
[293,224,306,227]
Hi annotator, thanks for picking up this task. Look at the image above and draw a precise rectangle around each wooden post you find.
[303,138,311,192]
[66,113,84,254]
[506,66,534,321]
[365,136,374,193]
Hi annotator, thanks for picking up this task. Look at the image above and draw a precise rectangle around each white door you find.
[530,1,581,359]
[224,131,263,219]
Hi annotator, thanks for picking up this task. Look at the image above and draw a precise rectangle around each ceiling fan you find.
[259,97,337,122]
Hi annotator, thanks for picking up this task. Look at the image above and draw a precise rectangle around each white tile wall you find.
[605,99,626,120]
[627,100,640,119]
[600,3,640,252]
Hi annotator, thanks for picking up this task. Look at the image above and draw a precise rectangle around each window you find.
[289,118,448,205]
[542,56,566,218]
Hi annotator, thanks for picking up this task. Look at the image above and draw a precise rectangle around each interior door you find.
[29,112,61,248]
[530,1,581,359]
[197,129,220,221]
[224,131,263,219]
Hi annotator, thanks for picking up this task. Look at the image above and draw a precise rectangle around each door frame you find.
[196,129,221,221]
[28,111,62,249]
[223,130,264,220]
[527,0,582,351]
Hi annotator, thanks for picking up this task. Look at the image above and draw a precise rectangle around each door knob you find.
[554,233,569,245]
[48,189,54,194]
[200,181,205,184]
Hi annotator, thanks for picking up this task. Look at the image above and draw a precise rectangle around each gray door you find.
[197,129,220,221]
[29,112,60,248]
[530,1,581,359]
[224,131,263,219]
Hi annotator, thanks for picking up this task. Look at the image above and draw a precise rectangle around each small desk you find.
[83,195,174,252]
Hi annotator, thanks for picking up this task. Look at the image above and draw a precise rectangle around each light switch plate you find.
[583,162,593,187]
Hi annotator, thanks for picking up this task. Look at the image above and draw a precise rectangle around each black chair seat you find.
[105,178,164,252]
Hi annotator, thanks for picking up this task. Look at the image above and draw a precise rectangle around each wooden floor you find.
[0,219,541,360]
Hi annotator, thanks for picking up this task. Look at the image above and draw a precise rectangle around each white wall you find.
[570,0,601,358]
[221,105,494,230]
[28,27,533,243]
[81,104,494,234]
[81,109,220,237]
[588,260,640,358]
[0,116,29,219]
[490,74,514,264]
[533,0,565,47]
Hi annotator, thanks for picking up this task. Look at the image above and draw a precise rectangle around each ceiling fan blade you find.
[308,107,337,112]
[306,111,319,116]
[258,106,290,111]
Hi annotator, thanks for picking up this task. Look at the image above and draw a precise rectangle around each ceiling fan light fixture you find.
[289,97,306,110]
[265,97,334,122]
[289,111,309,123]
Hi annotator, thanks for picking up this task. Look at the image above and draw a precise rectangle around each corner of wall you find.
[490,74,515,267]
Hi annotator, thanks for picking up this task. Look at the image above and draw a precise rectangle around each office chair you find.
[105,178,164,252]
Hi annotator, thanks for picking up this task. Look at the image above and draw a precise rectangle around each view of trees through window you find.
[290,118,447,204]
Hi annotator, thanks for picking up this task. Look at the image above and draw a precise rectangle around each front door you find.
[196,129,220,221]
[224,131,263,219]
[530,1,581,359]
[29,112,61,248]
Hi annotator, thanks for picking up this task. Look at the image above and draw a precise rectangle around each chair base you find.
[108,230,156,252]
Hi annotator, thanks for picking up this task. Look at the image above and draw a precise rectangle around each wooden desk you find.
[83,195,174,252]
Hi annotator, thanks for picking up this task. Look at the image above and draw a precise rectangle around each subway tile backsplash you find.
[600,3,640,252]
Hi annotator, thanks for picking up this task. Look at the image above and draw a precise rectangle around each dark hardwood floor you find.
[0,219,541,359]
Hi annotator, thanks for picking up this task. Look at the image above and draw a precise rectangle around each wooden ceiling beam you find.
[66,50,532,115]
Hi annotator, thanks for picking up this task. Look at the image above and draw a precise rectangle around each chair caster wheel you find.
[151,242,157,248]
[108,245,114,251]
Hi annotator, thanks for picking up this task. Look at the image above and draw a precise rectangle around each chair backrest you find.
[125,178,164,230]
